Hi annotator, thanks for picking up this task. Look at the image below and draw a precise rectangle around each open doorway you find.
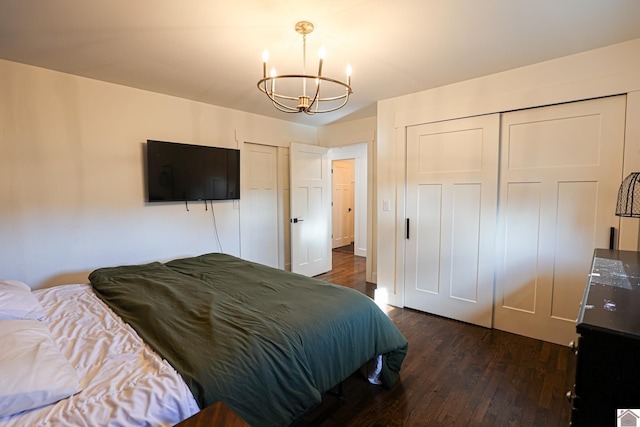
[329,143,367,259]
[288,142,368,277]
[326,143,371,293]
[332,159,355,252]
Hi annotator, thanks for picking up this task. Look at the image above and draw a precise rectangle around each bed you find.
[0,253,408,426]
[0,282,199,427]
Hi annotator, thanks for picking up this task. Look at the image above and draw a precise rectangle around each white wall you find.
[0,59,317,289]
[377,38,640,307]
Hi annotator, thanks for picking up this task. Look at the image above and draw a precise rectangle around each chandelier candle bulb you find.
[270,68,277,93]
[346,64,352,87]
[318,47,325,77]
[262,50,269,78]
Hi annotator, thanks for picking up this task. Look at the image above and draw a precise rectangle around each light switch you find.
[382,199,391,212]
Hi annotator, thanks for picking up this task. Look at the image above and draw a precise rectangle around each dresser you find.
[571,249,640,426]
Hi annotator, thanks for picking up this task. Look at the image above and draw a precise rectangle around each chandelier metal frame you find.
[257,21,352,115]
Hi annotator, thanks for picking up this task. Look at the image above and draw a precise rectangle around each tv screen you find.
[146,140,240,202]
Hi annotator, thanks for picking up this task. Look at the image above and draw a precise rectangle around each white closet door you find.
[405,114,500,328]
[241,143,279,268]
[495,96,626,345]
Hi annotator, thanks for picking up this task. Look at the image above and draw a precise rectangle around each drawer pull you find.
[566,390,576,402]
[569,340,578,355]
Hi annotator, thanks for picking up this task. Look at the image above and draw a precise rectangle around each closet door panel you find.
[415,184,442,295]
[495,96,626,345]
[450,183,482,302]
[501,181,542,313]
[405,114,500,328]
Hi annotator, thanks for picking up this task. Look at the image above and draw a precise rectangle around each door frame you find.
[331,159,355,249]
[329,143,368,257]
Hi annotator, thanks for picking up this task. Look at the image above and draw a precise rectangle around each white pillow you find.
[0,319,81,417]
[0,280,46,321]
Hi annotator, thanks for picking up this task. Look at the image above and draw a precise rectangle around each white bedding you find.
[0,284,199,427]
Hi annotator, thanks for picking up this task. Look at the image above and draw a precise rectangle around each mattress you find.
[0,284,199,427]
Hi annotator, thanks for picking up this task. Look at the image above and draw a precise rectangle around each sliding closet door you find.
[494,96,626,345]
[405,114,500,328]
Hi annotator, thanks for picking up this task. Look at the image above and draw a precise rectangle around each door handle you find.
[290,218,305,223]
[348,208,352,212]
[609,227,615,250]
[406,218,410,239]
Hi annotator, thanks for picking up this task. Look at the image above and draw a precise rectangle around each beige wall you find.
[377,38,640,307]
[0,59,317,288]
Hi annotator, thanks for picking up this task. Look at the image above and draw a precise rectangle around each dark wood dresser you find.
[570,249,640,426]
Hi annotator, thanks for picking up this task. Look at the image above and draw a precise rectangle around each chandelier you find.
[257,21,352,115]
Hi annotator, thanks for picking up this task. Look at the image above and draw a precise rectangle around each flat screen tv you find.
[146,140,240,202]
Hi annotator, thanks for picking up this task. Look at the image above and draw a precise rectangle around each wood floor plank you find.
[305,247,576,427]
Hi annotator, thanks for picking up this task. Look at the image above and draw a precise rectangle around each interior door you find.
[290,142,331,276]
[332,159,354,249]
[494,96,626,345]
[405,114,500,328]
[240,143,278,268]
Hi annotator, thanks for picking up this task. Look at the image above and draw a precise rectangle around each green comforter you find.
[89,253,408,427]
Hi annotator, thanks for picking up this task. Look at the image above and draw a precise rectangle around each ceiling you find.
[2,1,640,127]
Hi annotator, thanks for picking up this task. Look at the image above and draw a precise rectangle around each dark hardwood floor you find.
[305,246,576,427]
